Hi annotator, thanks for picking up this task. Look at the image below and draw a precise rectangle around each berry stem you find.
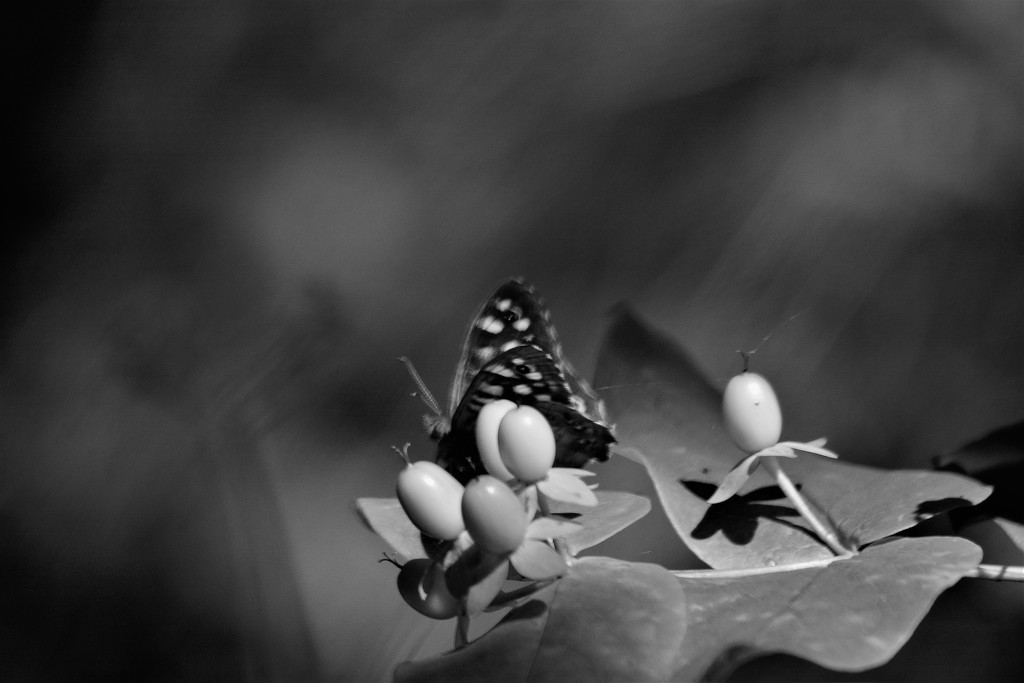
[965,564,1024,582]
[454,613,470,649]
[762,457,854,557]
[378,553,402,569]
[536,488,572,566]
[390,443,412,466]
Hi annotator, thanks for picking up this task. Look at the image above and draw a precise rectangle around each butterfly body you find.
[418,279,614,484]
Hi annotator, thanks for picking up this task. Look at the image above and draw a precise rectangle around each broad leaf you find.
[549,490,651,555]
[595,309,991,569]
[780,456,991,547]
[510,540,568,580]
[395,557,688,682]
[462,554,509,617]
[674,536,982,678]
[537,469,598,507]
[526,516,583,540]
[355,497,429,562]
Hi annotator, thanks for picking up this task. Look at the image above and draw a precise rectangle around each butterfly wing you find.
[445,278,609,426]
[437,344,612,484]
[445,278,555,419]
[534,402,616,470]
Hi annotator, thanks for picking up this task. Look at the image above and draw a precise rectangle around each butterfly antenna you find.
[397,357,443,418]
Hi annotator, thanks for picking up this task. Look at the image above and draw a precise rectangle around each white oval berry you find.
[497,405,556,483]
[475,399,517,482]
[723,372,782,453]
[396,461,465,540]
[462,475,528,555]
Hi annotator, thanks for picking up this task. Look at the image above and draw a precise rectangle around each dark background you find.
[4,2,1022,680]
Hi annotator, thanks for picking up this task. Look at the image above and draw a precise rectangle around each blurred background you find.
[4,1,1021,680]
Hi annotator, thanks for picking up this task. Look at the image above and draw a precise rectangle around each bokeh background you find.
[5,1,1022,680]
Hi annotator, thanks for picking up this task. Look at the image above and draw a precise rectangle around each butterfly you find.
[402,278,615,484]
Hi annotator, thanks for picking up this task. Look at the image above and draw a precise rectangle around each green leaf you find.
[527,516,583,540]
[510,540,568,580]
[595,309,992,569]
[355,497,428,563]
[537,469,598,507]
[463,555,509,617]
[673,536,982,678]
[707,450,797,505]
[782,456,992,548]
[549,490,651,555]
[394,557,688,682]
[548,468,597,478]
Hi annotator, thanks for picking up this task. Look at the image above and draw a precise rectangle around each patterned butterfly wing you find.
[533,401,616,470]
[437,344,613,483]
[445,278,609,427]
[444,279,555,418]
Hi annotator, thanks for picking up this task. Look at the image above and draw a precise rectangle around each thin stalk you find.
[762,457,853,557]
[965,564,1024,582]
[454,613,470,649]
[673,562,1024,581]
[673,556,841,579]
[536,488,572,566]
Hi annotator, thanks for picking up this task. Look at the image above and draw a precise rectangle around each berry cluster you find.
[393,404,597,621]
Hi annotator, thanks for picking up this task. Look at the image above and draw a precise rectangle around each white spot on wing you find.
[480,383,504,396]
[477,315,504,334]
[496,299,512,312]
[512,317,531,331]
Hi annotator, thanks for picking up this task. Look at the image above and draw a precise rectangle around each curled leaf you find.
[537,469,599,507]
[528,516,584,540]
[781,439,840,459]
[464,556,509,617]
[518,484,540,519]
[549,467,597,478]
[550,491,651,555]
[511,540,569,580]
[355,497,429,563]
[445,544,508,614]
[708,451,798,505]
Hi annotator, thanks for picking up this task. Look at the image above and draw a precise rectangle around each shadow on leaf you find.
[685,481,814,545]
[499,598,548,624]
